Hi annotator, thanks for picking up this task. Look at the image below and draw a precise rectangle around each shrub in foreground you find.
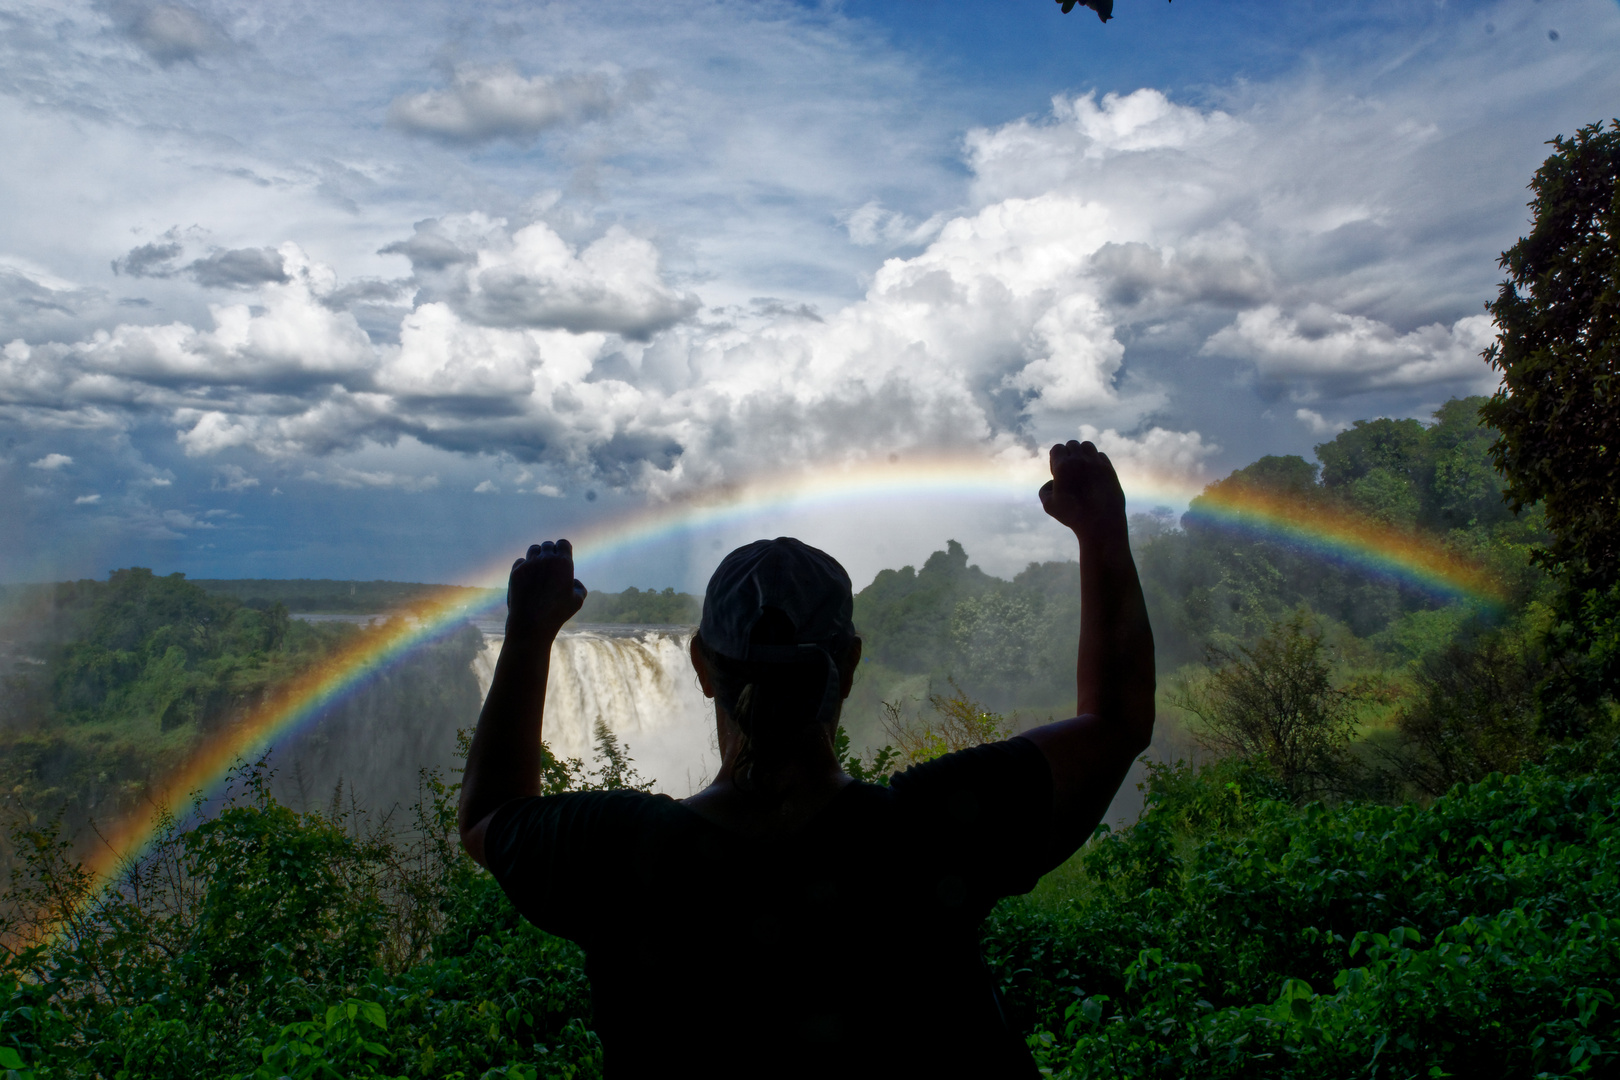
[985,760,1619,1078]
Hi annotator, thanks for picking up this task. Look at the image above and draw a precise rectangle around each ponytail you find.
[696,632,848,796]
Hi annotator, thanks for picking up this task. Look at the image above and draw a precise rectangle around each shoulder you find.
[887,737,1050,799]
[876,738,1060,909]
[482,790,687,941]
[495,788,678,830]
[486,790,681,867]
[879,737,1053,833]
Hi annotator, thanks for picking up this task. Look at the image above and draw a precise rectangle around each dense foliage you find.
[1143,396,1546,661]
[1482,119,1620,737]
[0,765,603,1080]
[43,569,309,731]
[0,571,485,869]
[1482,120,1620,587]
[2,743,1614,1078]
[995,756,1620,1079]
[572,587,700,626]
[1169,613,1358,801]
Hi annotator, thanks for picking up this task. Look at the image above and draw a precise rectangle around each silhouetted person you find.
[459,440,1155,1079]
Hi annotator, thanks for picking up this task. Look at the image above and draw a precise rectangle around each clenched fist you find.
[506,539,587,641]
[1038,440,1128,545]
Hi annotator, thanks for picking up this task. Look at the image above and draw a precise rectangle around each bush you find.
[0,761,601,1079]
[878,683,1011,766]
[4,691,1616,1078]
[1172,612,1361,801]
[982,760,1620,1079]
[1390,629,1545,795]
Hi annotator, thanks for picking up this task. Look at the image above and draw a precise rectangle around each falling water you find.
[473,624,718,795]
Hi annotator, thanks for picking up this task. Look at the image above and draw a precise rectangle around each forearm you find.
[458,634,554,851]
[1075,527,1155,749]
[1020,531,1155,857]
[1023,440,1155,854]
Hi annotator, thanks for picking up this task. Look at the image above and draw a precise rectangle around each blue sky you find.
[1,0,1615,591]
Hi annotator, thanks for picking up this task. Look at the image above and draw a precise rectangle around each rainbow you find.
[1184,483,1507,604]
[70,452,1504,911]
[76,587,507,911]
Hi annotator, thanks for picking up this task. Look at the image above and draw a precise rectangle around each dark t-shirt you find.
[484,736,1059,1079]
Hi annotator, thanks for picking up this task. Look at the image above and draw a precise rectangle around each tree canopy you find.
[1481,120,1620,730]
[1482,120,1620,587]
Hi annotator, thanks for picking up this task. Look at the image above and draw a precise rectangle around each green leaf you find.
[358,1000,387,1030]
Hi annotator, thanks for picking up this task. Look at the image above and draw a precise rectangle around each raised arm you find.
[458,539,586,867]
[1020,441,1156,855]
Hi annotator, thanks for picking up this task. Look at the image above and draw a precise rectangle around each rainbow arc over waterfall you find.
[72,453,1506,907]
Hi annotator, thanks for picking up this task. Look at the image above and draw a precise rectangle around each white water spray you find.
[473,626,718,795]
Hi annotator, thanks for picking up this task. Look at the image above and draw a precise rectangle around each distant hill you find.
[9,576,705,624]
[190,578,498,614]
[190,578,703,625]
[576,586,701,625]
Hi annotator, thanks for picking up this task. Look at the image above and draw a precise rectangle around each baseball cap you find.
[699,537,856,725]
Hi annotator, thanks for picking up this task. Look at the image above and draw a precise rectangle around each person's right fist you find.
[1038,441,1127,544]
[506,539,587,641]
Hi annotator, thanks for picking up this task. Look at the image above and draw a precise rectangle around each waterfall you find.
[473,626,718,796]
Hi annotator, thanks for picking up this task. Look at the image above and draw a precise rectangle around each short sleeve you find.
[483,790,654,943]
[885,737,1056,911]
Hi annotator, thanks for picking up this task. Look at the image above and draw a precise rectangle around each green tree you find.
[1423,397,1511,529]
[1344,467,1421,528]
[1482,120,1620,583]
[1211,454,1321,499]
[1481,120,1620,731]
[1315,417,1426,490]
[950,591,1050,700]
[1389,630,1544,796]
[1173,612,1360,801]
[574,586,701,625]
[853,540,995,672]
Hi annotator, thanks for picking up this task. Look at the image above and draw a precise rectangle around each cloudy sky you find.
[2,0,1615,591]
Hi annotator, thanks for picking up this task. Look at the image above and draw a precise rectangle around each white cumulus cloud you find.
[385,216,699,341]
[0,85,1507,504]
[2,32,1596,538]
[840,202,948,250]
[1296,409,1349,437]
[1203,306,1500,399]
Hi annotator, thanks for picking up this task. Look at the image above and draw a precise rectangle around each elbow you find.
[1128,725,1154,758]
[1125,701,1155,757]
[457,794,490,868]
[1103,686,1155,758]
[459,822,489,869]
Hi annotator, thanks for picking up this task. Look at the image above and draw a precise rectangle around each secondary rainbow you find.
[70,452,1504,913]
